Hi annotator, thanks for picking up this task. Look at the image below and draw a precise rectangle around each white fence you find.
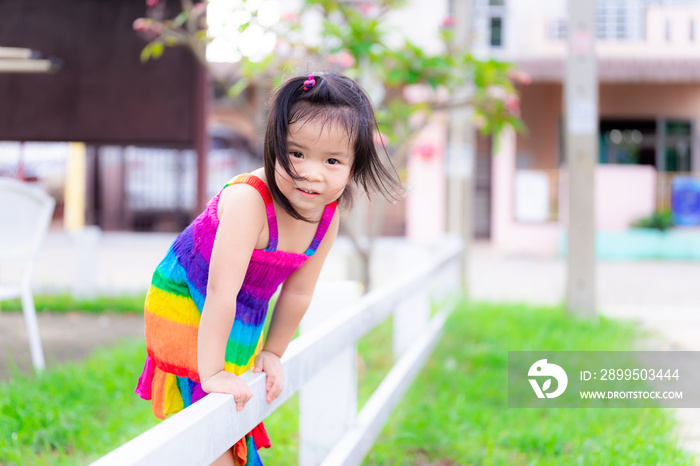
[91,238,463,466]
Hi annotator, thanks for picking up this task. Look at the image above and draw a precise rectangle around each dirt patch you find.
[0,312,144,380]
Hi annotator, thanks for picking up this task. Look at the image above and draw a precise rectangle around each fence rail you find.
[91,237,463,466]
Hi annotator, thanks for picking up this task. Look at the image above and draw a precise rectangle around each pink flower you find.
[356,2,375,16]
[146,0,159,7]
[281,11,299,22]
[340,52,355,68]
[327,50,356,69]
[505,95,520,115]
[442,15,456,28]
[191,2,205,15]
[508,69,531,85]
[415,143,435,161]
[133,18,151,31]
[151,22,163,35]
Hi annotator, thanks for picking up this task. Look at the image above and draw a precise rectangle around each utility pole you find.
[565,0,597,317]
[448,0,475,292]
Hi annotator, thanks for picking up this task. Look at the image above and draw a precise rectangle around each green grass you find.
[1,302,694,465]
[364,302,694,465]
[0,339,158,465]
[0,294,146,314]
[263,302,694,465]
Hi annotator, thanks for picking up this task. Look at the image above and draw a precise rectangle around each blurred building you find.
[0,132,260,232]
[0,0,260,232]
[7,0,700,246]
[471,0,700,258]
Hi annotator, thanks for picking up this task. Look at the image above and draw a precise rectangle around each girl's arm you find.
[198,184,266,410]
[264,211,340,358]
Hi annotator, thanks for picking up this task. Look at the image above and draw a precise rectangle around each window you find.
[664,121,693,172]
[490,17,503,46]
[486,0,505,49]
[690,19,695,41]
[598,119,694,172]
[599,120,656,166]
[548,18,567,41]
[594,0,644,41]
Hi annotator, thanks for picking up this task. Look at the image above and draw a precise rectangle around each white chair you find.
[0,177,55,371]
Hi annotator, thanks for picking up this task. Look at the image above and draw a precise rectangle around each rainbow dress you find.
[135,173,337,465]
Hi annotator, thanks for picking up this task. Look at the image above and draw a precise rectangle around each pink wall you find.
[557,165,657,230]
[491,126,562,255]
[492,130,659,256]
[594,165,656,230]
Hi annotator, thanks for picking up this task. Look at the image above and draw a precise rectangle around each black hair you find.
[264,71,402,221]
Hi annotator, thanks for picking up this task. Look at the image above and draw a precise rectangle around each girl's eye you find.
[327,158,340,165]
[290,151,304,159]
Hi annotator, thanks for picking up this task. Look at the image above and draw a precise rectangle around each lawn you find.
[0,340,158,465]
[363,303,693,465]
[0,301,693,465]
[262,302,694,465]
[0,294,145,314]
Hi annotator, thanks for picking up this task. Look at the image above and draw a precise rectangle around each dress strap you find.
[224,174,279,251]
[305,202,338,256]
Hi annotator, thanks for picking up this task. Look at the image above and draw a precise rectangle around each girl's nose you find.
[301,163,324,181]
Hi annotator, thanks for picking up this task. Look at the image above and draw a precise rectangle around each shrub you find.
[631,208,674,231]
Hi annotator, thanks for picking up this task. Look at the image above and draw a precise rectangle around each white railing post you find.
[429,235,462,304]
[299,281,361,466]
[392,244,431,358]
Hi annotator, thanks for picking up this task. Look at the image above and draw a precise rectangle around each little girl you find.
[135,71,399,465]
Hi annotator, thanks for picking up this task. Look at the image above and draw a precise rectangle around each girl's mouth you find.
[297,187,320,197]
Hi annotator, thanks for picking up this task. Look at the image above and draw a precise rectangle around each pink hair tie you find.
[303,74,316,91]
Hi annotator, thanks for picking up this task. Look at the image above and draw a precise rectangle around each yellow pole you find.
[64,142,86,232]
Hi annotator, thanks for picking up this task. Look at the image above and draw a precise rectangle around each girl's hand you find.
[253,350,284,403]
[201,371,253,411]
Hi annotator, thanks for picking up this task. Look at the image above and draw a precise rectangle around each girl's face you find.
[275,118,353,219]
